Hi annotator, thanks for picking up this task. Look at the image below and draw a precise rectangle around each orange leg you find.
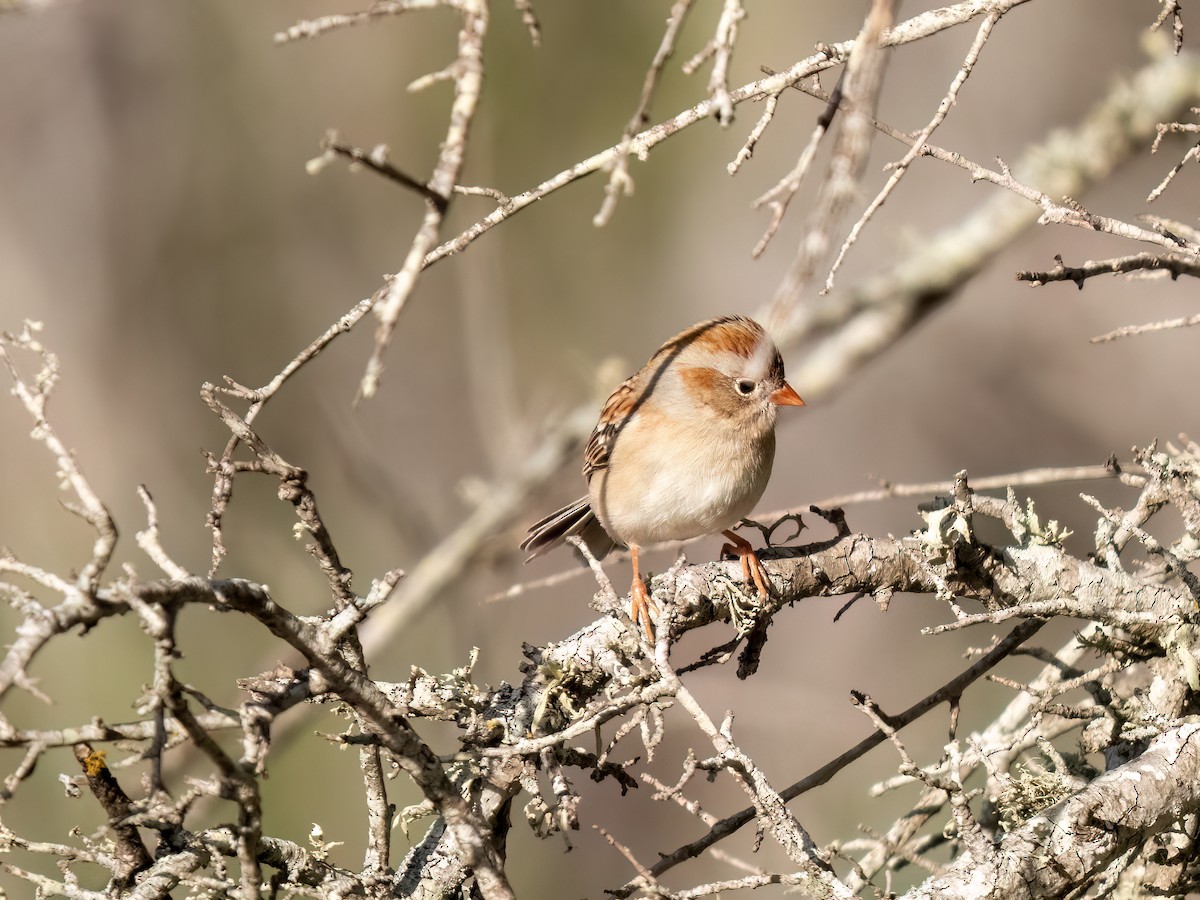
[629,544,658,641]
[721,530,772,596]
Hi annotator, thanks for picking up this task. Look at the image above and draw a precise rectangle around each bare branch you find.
[274,0,454,43]
[778,49,1200,395]
[756,0,893,282]
[425,0,1041,269]
[610,618,1046,897]
[361,0,487,399]
[1091,312,1200,344]
[905,724,1200,899]
[1016,251,1200,288]
[825,8,1000,291]
[0,322,116,594]
[1150,0,1184,54]
[594,0,695,227]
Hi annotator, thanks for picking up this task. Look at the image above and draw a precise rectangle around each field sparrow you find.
[521,315,804,639]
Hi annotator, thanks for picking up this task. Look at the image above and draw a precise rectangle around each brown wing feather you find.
[582,373,641,482]
[582,315,759,482]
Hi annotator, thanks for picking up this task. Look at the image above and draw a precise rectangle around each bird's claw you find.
[631,575,658,642]
[720,531,776,599]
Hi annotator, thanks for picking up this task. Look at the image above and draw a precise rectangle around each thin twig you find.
[704,0,744,125]
[1150,0,1184,54]
[1147,139,1199,202]
[274,0,452,43]
[756,0,894,288]
[762,0,895,319]
[609,618,1046,897]
[319,135,447,208]
[1016,251,1200,288]
[362,0,488,399]
[824,9,1000,292]
[594,0,695,227]
[0,323,116,594]
[1091,312,1200,344]
[424,0,1040,269]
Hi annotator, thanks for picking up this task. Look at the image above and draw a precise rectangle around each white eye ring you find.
[735,379,755,396]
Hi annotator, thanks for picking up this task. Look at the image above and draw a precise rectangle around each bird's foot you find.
[630,575,658,642]
[720,530,775,598]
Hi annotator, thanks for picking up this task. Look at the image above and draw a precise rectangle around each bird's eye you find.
[735,379,755,396]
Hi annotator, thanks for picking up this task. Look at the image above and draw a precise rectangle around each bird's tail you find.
[521,496,617,562]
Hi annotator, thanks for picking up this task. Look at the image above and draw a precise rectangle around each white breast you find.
[591,414,775,547]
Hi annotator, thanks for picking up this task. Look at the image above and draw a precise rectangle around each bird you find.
[521,315,805,640]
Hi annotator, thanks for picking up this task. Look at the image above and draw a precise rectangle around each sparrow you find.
[521,315,804,639]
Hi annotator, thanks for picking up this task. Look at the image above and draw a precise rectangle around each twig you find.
[361,0,487,399]
[961,156,1200,257]
[727,90,782,175]
[749,70,841,258]
[169,687,266,897]
[596,825,663,892]
[424,0,1042,269]
[1016,251,1200,288]
[776,49,1200,396]
[135,486,189,580]
[0,323,116,595]
[756,0,893,292]
[643,770,719,826]
[274,0,451,43]
[1147,138,1199,202]
[704,0,744,126]
[72,743,154,891]
[663,674,853,896]
[201,386,357,608]
[195,578,515,898]
[594,0,694,227]
[1091,312,1200,344]
[844,786,948,891]
[670,871,809,898]
[510,0,540,45]
[609,618,1045,897]
[0,741,44,804]
[825,9,1000,292]
[1150,0,1184,55]
[206,297,374,574]
[318,134,447,208]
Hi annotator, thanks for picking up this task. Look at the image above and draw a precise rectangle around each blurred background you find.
[0,0,1196,895]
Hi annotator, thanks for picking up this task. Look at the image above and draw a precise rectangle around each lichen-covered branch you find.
[905,724,1200,899]
[3,3,1200,898]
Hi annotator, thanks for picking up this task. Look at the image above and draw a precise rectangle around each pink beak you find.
[770,381,805,407]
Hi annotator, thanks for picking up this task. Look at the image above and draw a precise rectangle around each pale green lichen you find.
[1164,625,1200,690]
[531,658,587,732]
[706,571,762,636]
[1009,490,1073,547]
[397,800,437,839]
[992,754,1092,832]
[307,822,345,860]
[916,501,972,562]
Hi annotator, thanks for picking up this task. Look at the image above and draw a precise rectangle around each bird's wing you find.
[582,316,749,482]
[582,370,643,483]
